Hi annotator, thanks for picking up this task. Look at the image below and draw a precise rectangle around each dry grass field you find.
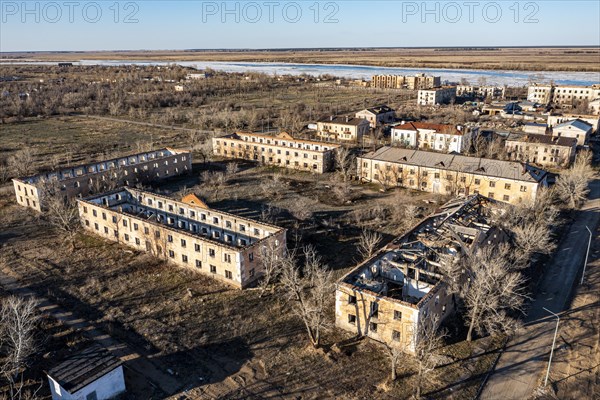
[0,116,509,399]
[5,47,600,71]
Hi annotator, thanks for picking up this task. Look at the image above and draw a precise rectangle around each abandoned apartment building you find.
[335,195,505,354]
[505,133,577,168]
[212,131,341,173]
[358,147,549,205]
[12,148,192,212]
[77,188,287,289]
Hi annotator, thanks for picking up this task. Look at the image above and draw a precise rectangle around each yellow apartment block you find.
[212,132,340,173]
[358,147,549,205]
[77,188,287,289]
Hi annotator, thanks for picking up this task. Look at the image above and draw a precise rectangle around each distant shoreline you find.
[2,47,600,72]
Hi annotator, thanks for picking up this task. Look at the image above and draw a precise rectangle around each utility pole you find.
[581,225,592,284]
[543,307,560,387]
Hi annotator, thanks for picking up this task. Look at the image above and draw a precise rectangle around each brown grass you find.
[5,47,600,71]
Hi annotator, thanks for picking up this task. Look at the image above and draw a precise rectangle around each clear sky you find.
[1,1,599,51]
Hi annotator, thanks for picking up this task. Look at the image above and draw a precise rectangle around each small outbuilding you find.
[47,345,126,400]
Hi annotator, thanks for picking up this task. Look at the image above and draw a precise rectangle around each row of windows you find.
[221,147,320,160]
[218,138,331,153]
[140,197,266,237]
[84,219,241,263]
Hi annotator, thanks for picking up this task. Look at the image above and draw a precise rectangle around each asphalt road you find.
[481,178,600,399]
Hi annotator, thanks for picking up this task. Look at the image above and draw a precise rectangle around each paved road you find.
[481,178,600,399]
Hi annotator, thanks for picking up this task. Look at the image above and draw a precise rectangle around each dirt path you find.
[0,265,182,397]
[481,178,600,400]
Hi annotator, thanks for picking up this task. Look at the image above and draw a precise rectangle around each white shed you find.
[47,346,126,400]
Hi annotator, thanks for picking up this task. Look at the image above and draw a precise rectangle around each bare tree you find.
[7,148,35,178]
[44,194,80,252]
[358,229,383,260]
[196,138,214,164]
[257,239,285,297]
[554,150,594,209]
[225,162,239,179]
[460,245,526,342]
[0,296,40,400]
[413,314,448,399]
[260,173,285,201]
[334,147,355,182]
[280,246,334,348]
[386,345,403,382]
[200,171,226,201]
[288,196,314,222]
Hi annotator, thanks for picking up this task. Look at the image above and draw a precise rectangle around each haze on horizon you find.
[1,1,599,52]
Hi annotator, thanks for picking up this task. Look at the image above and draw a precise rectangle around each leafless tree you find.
[200,171,226,201]
[43,194,80,252]
[260,173,285,201]
[280,246,334,348]
[334,147,355,182]
[460,244,526,342]
[0,295,40,400]
[385,345,403,382]
[196,138,214,164]
[7,148,35,178]
[554,150,594,209]
[331,179,354,203]
[257,239,285,297]
[288,196,314,222]
[0,161,10,184]
[413,314,448,399]
[358,229,383,260]
[225,162,239,178]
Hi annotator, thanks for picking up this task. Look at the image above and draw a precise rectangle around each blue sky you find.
[1,1,599,51]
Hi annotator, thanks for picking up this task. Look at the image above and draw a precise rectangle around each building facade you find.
[77,188,287,289]
[552,119,593,146]
[548,113,599,133]
[335,195,502,354]
[390,121,477,154]
[505,133,577,168]
[13,148,192,212]
[371,74,440,90]
[528,83,600,106]
[417,86,457,106]
[457,85,505,99]
[212,132,340,173]
[358,147,549,204]
[316,116,370,143]
[355,105,396,128]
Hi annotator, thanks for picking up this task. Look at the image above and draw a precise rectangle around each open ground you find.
[4,47,600,72]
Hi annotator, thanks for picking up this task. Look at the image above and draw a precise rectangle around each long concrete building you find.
[13,148,192,212]
[358,147,549,204]
[212,132,340,173]
[77,188,286,289]
[336,195,504,354]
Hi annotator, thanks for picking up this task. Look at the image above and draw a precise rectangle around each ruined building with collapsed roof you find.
[335,195,505,354]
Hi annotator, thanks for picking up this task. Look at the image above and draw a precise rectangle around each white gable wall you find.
[49,366,126,400]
